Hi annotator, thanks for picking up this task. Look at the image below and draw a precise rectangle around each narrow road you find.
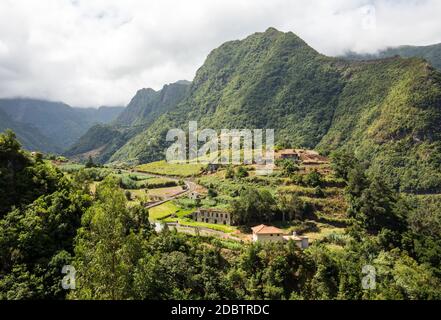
[130,170,197,209]
[130,169,243,242]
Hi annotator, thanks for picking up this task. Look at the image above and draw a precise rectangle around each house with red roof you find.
[251,224,309,249]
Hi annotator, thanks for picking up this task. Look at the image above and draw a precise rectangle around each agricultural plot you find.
[136,160,204,177]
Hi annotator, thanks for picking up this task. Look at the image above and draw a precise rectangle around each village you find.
[131,148,339,249]
[53,147,346,250]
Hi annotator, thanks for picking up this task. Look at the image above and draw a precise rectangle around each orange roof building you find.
[251,224,284,235]
[251,224,309,249]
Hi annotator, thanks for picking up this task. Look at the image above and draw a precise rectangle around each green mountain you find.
[69,28,441,193]
[343,43,441,70]
[0,108,59,152]
[0,98,123,152]
[64,81,190,162]
[115,80,191,127]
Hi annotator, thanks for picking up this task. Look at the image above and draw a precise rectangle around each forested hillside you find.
[0,98,123,152]
[1,131,440,299]
[98,28,441,193]
[0,109,59,152]
[65,81,191,163]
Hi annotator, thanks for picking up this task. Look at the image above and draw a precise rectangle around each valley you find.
[54,148,348,247]
[1,24,441,301]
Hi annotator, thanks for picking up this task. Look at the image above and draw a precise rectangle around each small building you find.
[251,224,285,243]
[278,149,300,161]
[283,231,309,249]
[192,208,231,225]
[251,224,309,249]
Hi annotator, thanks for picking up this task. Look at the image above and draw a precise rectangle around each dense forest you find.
[1,131,440,300]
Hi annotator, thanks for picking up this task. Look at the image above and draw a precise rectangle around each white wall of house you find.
[253,233,285,243]
[301,238,309,249]
[193,210,231,225]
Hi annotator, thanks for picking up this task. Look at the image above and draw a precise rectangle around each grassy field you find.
[148,202,180,220]
[57,163,85,172]
[136,160,204,177]
[148,186,183,198]
[145,177,178,188]
[163,216,237,233]
[150,200,237,233]
[302,224,345,242]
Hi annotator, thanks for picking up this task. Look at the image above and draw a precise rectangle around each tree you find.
[231,188,276,225]
[330,150,356,181]
[225,166,235,179]
[70,176,151,299]
[304,170,323,187]
[278,193,305,222]
[85,156,95,168]
[208,188,218,198]
[0,173,92,299]
[356,178,405,235]
[236,166,249,178]
[277,159,299,177]
[346,163,369,219]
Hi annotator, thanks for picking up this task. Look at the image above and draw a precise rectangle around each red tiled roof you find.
[251,224,284,235]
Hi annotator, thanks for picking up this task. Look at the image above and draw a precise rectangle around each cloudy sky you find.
[0,0,440,107]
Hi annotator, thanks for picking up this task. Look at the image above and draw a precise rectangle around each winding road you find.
[130,169,245,241]
[130,170,198,209]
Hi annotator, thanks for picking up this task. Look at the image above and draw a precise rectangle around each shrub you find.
[236,166,249,178]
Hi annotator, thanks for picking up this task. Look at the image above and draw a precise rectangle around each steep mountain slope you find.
[0,98,123,152]
[0,109,59,152]
[343,43,441,71]
[111,28,345,163]
[115,80,191,127]
[76,106,125,124]
[65,81,190,162]
[317,57,441,192]
[108,28,441,193]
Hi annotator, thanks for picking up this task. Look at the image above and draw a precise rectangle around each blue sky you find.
[0,0,440,106]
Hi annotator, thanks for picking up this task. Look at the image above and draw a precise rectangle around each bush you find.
[314,186,325,198]
[236,166,249,178]
[225,166,235,179]
[304,170,323,187]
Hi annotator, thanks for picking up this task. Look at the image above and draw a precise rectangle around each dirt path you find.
[131,170,243,241]
[160,222,244,242]
[129,170,197,209]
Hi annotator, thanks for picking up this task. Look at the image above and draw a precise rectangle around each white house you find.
[251,224,285,243]
[251,224,309,249]
[283,231,309,249]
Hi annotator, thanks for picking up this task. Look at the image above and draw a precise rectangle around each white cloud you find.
[0,0,440,106]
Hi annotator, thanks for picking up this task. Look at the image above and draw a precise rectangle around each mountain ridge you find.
[343,42,441,70]
[64,80,191,162]
[68,28,441,192]
[0,98,123,152]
